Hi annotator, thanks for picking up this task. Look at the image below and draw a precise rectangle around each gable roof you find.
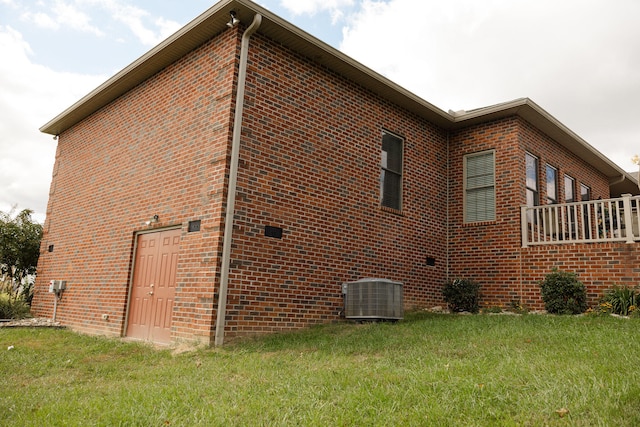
[40,0,638,195]
[450,98,639,196]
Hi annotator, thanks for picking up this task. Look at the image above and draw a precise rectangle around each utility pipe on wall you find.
[52,291,58,322]
[215,13,263,347]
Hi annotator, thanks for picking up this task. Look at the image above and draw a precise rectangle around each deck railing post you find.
[622,194,634,244]
[521,206,529,248]
[522,196,637,246]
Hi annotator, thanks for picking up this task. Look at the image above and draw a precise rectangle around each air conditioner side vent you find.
[343,278,403,320]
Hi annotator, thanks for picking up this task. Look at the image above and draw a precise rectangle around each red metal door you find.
[126,228,180,344]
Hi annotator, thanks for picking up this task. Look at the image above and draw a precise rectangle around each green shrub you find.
[19,281,34,305]
[539,269,587,314]
[0,293,31,319]
[508,300,529,314]
[442,278,480,313]
[599,285,639,316]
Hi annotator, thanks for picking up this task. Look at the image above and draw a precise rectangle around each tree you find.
[0,208,43,303]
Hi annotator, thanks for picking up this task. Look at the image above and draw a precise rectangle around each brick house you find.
[31,0,639,345]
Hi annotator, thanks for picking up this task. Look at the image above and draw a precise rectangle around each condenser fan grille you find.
[343,278,403,320]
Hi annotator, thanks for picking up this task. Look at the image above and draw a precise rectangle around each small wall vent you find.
[343,278,403,320]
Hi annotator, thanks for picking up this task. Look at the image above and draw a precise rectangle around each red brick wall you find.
[221,34,449,335]
[520,243,640,309]
[447,117,614,308]
[32,27,450,343]
[31,21,634,345]
[520,120,610,201]
[31,28,241,343]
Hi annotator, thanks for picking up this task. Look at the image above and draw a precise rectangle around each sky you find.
[1,0,639,223]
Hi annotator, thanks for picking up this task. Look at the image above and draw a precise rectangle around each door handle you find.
[148,284,154,295]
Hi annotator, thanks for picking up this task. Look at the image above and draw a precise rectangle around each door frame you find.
[122,226,182,340]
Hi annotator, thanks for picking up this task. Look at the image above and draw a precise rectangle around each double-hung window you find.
[526,153,539,207]
[380,131,403,211]
[546,165,558,204]
[580,184,591,202]
[564,175,576,203]
[464,150,495,222]
[525,153,539,224]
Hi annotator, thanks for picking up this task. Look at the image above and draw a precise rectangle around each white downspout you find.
[445,132,450,282]
[215,14,262,347]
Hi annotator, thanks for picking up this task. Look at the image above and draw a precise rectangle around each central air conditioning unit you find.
[343,278,403,320]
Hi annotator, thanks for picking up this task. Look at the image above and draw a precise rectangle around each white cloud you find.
[0,25,105,220]
[154,16,181,41]
[79,0,181,46]
[52,0,103,35]
[280,0,354,23]
[26,11,58,29]
[20,0,181,46]
[22,0,103,35]
[340,0,640,171]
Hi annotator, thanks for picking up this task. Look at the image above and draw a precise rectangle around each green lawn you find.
[1,312,639,426]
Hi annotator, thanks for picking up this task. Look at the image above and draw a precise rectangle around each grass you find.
[1,312,639,426]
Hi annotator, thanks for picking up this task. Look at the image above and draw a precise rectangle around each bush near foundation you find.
[442,278,480,313]
[597,285,639,316]
[539,269,587,315]
[0,292,31,319]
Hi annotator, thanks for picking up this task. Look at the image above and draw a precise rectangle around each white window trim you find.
[526,152,539,207]
[463,149,496,223]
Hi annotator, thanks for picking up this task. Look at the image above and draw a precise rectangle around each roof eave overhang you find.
[450,98,639,196]
[39,0,451,135]
[39,0,637,196]
[40,0,238,135]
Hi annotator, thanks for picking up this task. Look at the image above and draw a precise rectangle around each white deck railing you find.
[521,194,640,247]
